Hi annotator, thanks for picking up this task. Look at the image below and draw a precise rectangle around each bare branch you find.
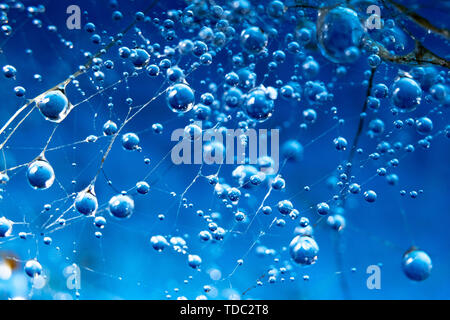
[384,0,450,40]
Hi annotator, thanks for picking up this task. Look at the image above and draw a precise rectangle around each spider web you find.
[0,0,448,300]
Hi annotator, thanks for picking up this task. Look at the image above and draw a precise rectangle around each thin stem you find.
[347,67,376,166]
[342,67,376,203]
[384,0,450,40]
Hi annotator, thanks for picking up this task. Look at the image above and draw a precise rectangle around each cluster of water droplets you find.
[0,0,447,299]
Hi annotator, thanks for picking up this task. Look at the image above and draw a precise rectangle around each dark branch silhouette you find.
[383,0,450,40]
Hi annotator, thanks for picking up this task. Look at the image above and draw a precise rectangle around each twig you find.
[384,0,450,40]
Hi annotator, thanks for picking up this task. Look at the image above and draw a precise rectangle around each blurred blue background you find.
[0,0,449,299]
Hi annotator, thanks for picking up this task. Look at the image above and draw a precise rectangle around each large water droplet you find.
[27,157,55,190]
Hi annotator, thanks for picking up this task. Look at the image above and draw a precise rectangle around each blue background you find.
[0,0,449,299]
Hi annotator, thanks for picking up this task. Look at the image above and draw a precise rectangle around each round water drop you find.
[193,40,208,57]
[333,136,347,151]
[391,78,422,112]
[317,7,364,63]
[152,123,163,134]
[303,109,317,122]
[75,187,98,216]
[84,22,96,33]
[349,183,361,194]
[199,230,212,241]
[147,64,160,77]
[235,211,246,222]
[250,174,263,186]
[316,202,330,215]
[223,87,243,108]
[267,0,285,18]
[0,172,9,184]
[281,140,303,161]
[94,216,107,229]
[225,72,239,86]
[213,228,226,241]
[302,58,320,78]
[108,194,134,219]
[14,86,26,97]
[203,141,225,164]
[184,123,202,141]
[0,25,10,38]
[2,65,17,78]
[369,119,385,135]
[136,181,150,194]
[179,39,194,55]
[36,90,70,122]
[119,46,131,58]
[386,173,399,186]
[112,10,123,20]
[170,236,187,250]
[243,87,275,122]
[415,117,433,135]
[299,217,309,227]
[429,83,447,102]
[364,190,377,202]
[304,81,329,104]
[271,176,285,190]
[240,26,268,54]
[103,120,118,136]
[27,158,55,190]
[188,254,202,269]
[166,66,185,83]
[232,165,259,188]
[373,83,389,99]
[237,68,257,90]
[24,259,42,278]
[130,48,150,68]
[122,132,140,151]
[289,235,319,265]
[327,214,346,232]
[0,217,13,237]
[86,135,98,143]
[402,248,432,281]
[150,235,170,252]
[167,83,195,113]
[227,187,241,202]
[277,200,293,215]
